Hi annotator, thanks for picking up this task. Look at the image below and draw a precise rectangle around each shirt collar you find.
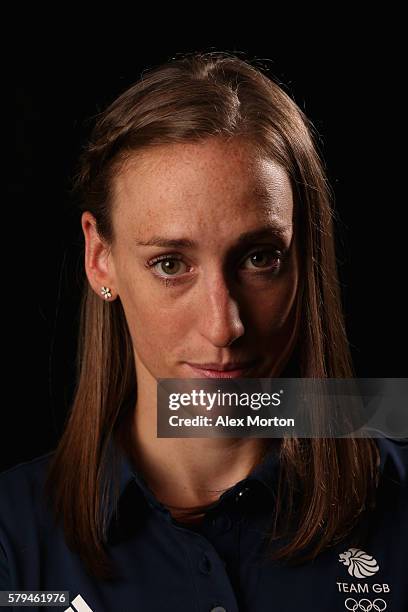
[105,437,281,530]
[105,435,404,533]
[377,436,408,482]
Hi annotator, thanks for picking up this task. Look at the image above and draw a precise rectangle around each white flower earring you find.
[101,286,112,300]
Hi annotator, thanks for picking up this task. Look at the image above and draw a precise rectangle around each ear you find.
[81,211,117,300]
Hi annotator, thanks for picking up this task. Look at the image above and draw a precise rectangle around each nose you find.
[198,273,245,347]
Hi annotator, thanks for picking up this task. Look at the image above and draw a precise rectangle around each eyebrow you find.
[134,225,290,249]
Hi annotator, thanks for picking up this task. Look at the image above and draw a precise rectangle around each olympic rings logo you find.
[344,599,387,611]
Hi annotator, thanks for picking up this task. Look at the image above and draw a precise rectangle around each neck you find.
[118,373,275,518]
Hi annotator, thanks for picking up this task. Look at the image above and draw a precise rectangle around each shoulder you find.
[376,437,408,484]
[0,452,56,588]
[0,450,55,488]
[0,451,55,525]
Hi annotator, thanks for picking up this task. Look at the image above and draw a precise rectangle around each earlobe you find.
[100,286,115,301]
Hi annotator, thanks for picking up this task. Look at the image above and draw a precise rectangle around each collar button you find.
[211,513,232,533]
[235,485,250,502]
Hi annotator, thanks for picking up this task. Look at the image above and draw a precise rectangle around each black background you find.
[4,30,406,472]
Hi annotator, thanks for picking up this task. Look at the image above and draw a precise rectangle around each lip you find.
[185,360,257,379]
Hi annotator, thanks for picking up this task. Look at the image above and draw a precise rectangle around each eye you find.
[147,248,287,284]
[241,249,283,271]
[149,255,188,278]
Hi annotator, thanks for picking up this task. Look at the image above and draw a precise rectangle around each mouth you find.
[184,360,258,379]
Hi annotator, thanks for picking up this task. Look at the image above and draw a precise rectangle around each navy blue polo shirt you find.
[0,437,407,611]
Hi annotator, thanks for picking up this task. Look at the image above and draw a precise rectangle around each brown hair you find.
[44,51,380,580]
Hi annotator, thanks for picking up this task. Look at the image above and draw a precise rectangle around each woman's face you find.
[84,137,299,381]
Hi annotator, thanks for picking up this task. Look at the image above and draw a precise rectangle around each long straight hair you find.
[44,51,379,581]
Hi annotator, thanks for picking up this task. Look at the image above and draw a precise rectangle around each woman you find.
[1,51,407,611]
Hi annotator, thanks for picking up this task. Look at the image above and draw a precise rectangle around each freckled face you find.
[109,137,299,381]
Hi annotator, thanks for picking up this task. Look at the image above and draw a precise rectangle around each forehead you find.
[112,138,293,236]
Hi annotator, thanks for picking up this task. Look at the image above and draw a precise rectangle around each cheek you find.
[251,272,298,332]
[124,290,193,358]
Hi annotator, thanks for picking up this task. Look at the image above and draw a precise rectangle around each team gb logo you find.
[339,548,380,578]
